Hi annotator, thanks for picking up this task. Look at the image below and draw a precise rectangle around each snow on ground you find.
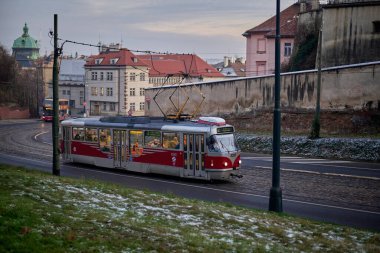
[11,176,378,252]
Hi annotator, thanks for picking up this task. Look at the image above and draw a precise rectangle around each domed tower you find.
[12,23,40,68]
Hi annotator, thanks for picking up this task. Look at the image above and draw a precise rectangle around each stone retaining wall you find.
[236,134,380,162]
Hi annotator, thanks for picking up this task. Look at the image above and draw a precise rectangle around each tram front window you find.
[208,134,238,153]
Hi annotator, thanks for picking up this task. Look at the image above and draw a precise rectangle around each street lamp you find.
[83,85,87,117]
[269,0,283,213]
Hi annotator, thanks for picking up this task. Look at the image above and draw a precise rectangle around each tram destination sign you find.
[217,127,234,134]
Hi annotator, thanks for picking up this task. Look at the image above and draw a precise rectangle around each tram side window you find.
[72,127,85,141]
[162,132,180,149]
[99,129,111,152]
[144,130,161,148]
[130,130,143,156]
[85,128,98,142]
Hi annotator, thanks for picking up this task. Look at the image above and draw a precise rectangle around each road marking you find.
[243,157,352,163]
[242,157,380,171]
[1,153,380,216]
[306,163,380,172]
[254,166,380,180]
[34,131,52,145]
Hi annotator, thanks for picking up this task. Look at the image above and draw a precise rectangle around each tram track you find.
[0,120,52,160]
[0,119,379,213]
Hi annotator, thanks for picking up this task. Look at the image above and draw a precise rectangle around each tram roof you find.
[61,116,233,133]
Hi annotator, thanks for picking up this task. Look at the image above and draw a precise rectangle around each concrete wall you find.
[322,3,380,67]
[0,106,30,120]
[145,62,380,117]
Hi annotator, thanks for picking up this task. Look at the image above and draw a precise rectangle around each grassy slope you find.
[0,164,379,253]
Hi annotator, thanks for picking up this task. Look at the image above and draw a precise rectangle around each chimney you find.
[311,0,319,10]
[224,56,229,67]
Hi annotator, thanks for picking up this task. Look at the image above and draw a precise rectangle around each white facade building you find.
[48,58,86,116]
[84,49,151,116]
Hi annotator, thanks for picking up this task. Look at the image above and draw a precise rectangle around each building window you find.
[109,103,115,111]
[140,102,144,111]
[284,43,292,57]
[110,58,119,64]
[373,21,380,33]
[140,73,145,81]
[62,90,66,95]
[67,90,71,95]
[100,72,104,80]
[140,88,145,96]
[100,87,104,96]
[80,91,84,105]
[103,102,107,111]
[107,72,113,81]
[91,72,97,80]
[91,87,98,96]
[256,61,266,76]
[106,87,113,96]
[130,88,136,96]
[257,39,266,54]
[130,102,135,111]
[130,73,136,81]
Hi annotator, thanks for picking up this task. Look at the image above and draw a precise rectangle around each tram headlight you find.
[224,162,228,167]
[239,160,242,165]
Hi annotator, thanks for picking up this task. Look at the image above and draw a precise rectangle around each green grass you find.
[0,164,379,252]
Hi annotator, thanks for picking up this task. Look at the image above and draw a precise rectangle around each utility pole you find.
[36,64,40,118]
[52,14,60,176]
[310,28,322,139]
[269,0,283,212]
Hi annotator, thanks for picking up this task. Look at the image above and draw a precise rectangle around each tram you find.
[60,116,241,180]
[41,98,70,122]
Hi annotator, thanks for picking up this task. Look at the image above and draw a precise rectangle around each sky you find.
[0,0,297,62]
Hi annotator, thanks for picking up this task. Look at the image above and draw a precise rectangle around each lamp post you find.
[83,87,87,117]
[269,0,283,212]
[83,72,87,117]
[52,14,60,176]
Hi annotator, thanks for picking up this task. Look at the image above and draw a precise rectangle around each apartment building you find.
[243,3,299,76]
[84,48,151,116]
[138,54,224,86]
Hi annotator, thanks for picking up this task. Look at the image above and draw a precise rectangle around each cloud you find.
[138,16,258,37]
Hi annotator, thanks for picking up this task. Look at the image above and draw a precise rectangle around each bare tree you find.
[0,44,39,117]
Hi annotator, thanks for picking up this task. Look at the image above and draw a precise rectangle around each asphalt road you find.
[241,152,380,180]
[0,119,379,231]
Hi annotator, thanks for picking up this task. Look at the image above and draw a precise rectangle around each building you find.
[12,23,40,68]
[243,3,299,76]
[321,0,380,67]
[213,56,246,78]
[84,48,151,116]
[137,54,224,86]
[56,59,86,116]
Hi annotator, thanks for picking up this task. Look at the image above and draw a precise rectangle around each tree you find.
[0,44,40,117]
[282,22,320,72]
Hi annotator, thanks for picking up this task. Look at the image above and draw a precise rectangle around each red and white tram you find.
[60,116,241,180]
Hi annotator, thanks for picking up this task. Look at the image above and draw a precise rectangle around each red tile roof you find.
[137,54,224,78]
[85,49,148,67]
[243,3,299,38]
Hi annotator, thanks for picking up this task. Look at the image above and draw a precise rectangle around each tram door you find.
[113,130,128,168]
[183,133,205,178]
[62,126,71,160]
